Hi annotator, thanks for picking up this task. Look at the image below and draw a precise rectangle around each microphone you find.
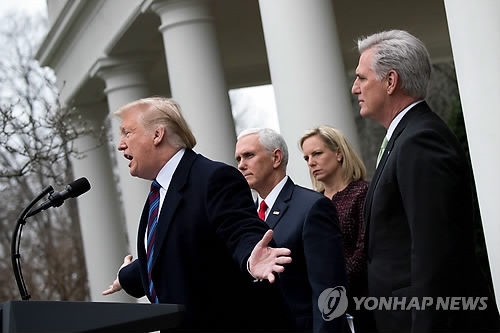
[27,177,91,218]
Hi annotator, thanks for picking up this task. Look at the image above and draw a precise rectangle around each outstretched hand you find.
[102,254,133,295]
[248,230,292,283]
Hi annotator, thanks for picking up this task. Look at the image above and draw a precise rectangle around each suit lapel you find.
[364,102,431,249]
[137,199,149,264]
[266,178,294,229]
[150,149,197,269]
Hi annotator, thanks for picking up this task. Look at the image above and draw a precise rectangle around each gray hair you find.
[238,128,289,168]
[357,29,431,99]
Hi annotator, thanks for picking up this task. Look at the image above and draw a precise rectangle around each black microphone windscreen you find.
[69,177,91,197]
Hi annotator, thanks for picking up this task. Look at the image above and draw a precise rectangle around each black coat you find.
[119,149,289,330]
[266,178,347,332]
[364,102,500,332]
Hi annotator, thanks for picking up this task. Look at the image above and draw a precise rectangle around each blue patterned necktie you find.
[146,179,161,303]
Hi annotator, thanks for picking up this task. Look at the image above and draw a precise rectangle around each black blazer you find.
[119,149,287,330]
[364,102,500,332]
[266,178,346,332]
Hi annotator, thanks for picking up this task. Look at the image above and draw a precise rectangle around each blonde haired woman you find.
[300,125,374,332]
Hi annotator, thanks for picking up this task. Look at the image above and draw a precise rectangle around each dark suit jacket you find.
[119,149,288,330]
[364,102,500,332]
[266,177,347,332]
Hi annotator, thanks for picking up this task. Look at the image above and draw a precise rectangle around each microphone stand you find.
[11,186,54,300]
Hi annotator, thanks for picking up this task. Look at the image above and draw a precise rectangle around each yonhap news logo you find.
[352,296,489,311]
[318,286,349,321]
[318,286,490,322]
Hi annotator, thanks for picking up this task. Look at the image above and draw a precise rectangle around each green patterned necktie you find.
[376,136,388,167]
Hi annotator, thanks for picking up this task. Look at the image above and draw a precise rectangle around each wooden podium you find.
[0,300,184,332]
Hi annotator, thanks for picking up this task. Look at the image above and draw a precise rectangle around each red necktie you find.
[258,200,268,221]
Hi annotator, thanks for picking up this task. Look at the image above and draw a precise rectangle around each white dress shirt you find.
[257,175,288,220]
[144,148,185,250]
[385,100,424,141]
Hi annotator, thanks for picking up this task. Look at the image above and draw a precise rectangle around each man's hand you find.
[102,255,133,295]
[248,230,292,283]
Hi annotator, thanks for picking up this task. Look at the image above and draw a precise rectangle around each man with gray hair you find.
[352,29,499,331]
[101,97,293,330]
[235,128,347,332]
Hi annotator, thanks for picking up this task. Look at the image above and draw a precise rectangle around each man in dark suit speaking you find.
[235,128,347,332]
[101,97,292,330]
[352,29,500,332]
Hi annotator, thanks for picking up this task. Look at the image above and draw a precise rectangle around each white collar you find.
[155,148,185,190]
[386,100,424,140]
[257,175,288,220]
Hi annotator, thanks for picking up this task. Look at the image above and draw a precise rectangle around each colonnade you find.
[72,0,356,301]
[68,0,499,308]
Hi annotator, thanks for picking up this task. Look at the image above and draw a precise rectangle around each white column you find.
[72,103,134,302]
[90,57,151,259]
[259,0,359,187]
[147,0,237,165]
[444,0,500,308]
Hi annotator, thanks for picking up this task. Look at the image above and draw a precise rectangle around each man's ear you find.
[386,70,399,95]
[272,149,284,169]
[153,127,165,146]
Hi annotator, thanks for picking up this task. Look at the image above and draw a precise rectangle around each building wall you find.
[38,0,500,308]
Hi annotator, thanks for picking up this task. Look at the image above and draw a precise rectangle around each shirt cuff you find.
[246,258,263,282]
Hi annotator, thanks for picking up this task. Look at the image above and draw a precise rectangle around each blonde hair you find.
[299,125,366,192]
[114,96,196,149]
